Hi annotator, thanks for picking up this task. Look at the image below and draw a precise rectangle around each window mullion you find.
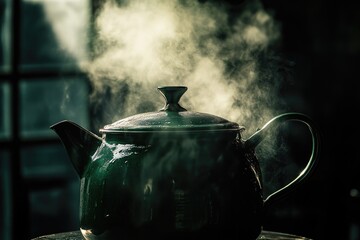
[9,0,29,239]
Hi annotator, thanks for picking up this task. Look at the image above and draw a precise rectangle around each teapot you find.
[51,86,320,240]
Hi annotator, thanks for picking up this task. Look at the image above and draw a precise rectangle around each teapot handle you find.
[244,112,321,209]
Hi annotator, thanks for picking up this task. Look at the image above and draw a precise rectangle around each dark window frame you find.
[0,0,98,239]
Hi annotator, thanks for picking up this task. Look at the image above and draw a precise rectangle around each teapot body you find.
[80,131,263,240]
[51,87,320,240]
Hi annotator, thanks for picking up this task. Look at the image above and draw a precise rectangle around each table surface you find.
[32,230,312,240]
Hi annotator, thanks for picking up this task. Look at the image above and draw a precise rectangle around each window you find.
[0,83,10,139]
[0,0,92,239]
[0,0,11,72]
[19,78,89,138]
[20,145,81,237]
[20,0,90,71]
[0,151,11,240]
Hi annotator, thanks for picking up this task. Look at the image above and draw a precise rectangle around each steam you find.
[84,0,288,135]
[82,0,297,197]
[26,0,91,63]
[40,0,299,197]
[18,0,310,206]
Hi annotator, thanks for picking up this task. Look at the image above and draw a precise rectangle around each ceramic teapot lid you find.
[100,86,240,133]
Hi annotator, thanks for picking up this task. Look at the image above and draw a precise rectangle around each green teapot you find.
[51,86,320,240]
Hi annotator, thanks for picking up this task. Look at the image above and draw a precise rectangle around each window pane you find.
[20,0,90,71]
[20,78,89,138]
[0,83,10,139]
[0,0,11,72]
[21,144,77,179]
[0,151,12,240]
[20,145,80,237]
[29,185,80,238]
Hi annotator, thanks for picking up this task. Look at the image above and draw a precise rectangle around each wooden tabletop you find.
[32,231,82,240]
[32,230,311,240]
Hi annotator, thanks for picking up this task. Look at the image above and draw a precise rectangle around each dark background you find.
[261,1,360,239]
[1,0,359,239]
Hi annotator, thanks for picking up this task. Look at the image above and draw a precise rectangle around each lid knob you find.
[158,86,187,112]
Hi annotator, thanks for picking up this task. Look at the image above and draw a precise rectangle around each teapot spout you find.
[50,120,102,177]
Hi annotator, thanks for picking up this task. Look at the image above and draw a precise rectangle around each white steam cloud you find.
[36,0,305,198]
[25,0,91,64]
[83,0,288,136]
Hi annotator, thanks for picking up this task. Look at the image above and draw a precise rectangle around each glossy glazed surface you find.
[79,132,263,240]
